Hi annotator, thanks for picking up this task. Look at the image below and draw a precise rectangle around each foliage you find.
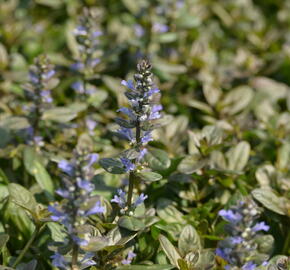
[0,0,290,269]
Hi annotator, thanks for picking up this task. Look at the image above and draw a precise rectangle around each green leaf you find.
[159,235,181,267]
[136,172,162,182]
[8,183,37,215]
[178,259,190,270]
[178,154,208,174]
[16,260,37,270]
[23,146,54,197]
[0,116,30,130]
[0,234,9,253]
[0,127,10,148]
[255,235,274,254]
[226,141,250,171]
[178,225,201,256]
[252,188,287,215]
[157,199,184,224]
[118,216,145,231]
[42,107,78,123]
[145,148,171,171]
[221,86,253,115]
[157,33,178,43]
[99,158,126,174]
[116,265,174,270]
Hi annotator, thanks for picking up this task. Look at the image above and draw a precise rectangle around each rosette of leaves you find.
[158,225,215,270]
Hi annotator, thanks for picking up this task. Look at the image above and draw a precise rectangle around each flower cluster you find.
[118,59,162,161]
[24,55,56,145]
[71,7,102,97]
[216,198,271,269]
[109,59,162,210]
[48,149,104,269]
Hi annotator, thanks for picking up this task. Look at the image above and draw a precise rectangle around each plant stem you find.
[71,243,79,270]
[127,120,141,208]
[12,225,41,268]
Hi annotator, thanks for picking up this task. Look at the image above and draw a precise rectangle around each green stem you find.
[12,225,41,268]
[282,223,290,254]
[127,120,141,208]
[71,243,79,270]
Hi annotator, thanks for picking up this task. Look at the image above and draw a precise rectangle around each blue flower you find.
[86,118,97,132]
[133,193,148,207]
[48,205,69,226]
[117,107,136,120]
[118,127,134,142]
[111,189,126,208]
[77,179,94,193]
[55,188,70,199]
[72,235,89,246]
[120,157,135,172]
[51,253,68,269]
[121,79,135,90]
[84,153,99,172]
[58,160,74,176]
[141,131,153,144]
[86,201,105,216]
[219,209,242,223]
[121,251,136,265]
[229,236,243,244]
[152,23,169,33]
[72,81,85,94]
[252,222,270,232]
[242,262,256,270]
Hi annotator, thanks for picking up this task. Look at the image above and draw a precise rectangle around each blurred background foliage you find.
[0,0,289,269]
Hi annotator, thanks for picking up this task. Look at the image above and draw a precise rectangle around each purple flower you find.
[120,157,135,172]
[137,148,148,161]
[40,90,53,103]
[72,235,89,246]
[118,127,134,142]
[252,222,270,232]
[121,80,135,90]
[72,81,85,94]
[133,193,148,207]
[74,25,88,36]
[84,153,99,172]
[58,160,74,176]
[229,236,243,244]
[51,253,68,269]
[111,189,126,208]
[86,118,97,131]
[77,179,94,193]
[56,188,70,199]
[92,30,102,38]
[219,209,242,223]
[86,201,105,216]
[87,58,100,68]
[42,69,55,80]
[118,107,136,120]
[122,251,136,265]
[134,24,145,37]
[71,62,85,71]
[141,131,153,144]
[152,23,169,33]
[149,104,163,120]
[242,262,256,270]
[146,87,160,97]
[48,205,69,224]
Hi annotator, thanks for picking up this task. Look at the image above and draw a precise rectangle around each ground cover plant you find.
[0,0,290,269]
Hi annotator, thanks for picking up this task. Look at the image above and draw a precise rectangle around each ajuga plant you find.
[71,7,102,99]
[23,55,56,147]
[48,141,104,269]
[216,197,274,270]
[100,58,163,213]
